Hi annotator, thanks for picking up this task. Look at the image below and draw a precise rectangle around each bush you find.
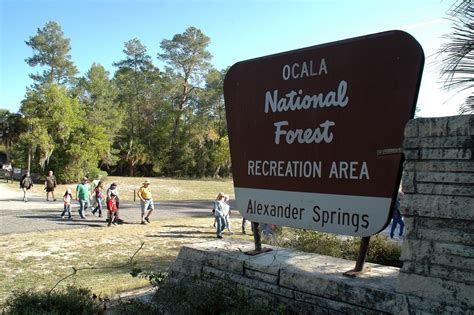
[264,228,402,267]
[154,277,273,315]
[2,286,103,315]
[86,169,108,183]
[110,298,160,315]
[363,234,402,267]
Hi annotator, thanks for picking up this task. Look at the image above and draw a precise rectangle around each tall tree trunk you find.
[128,159,134,177]
[170,82,189,145]
[170,111,181,145]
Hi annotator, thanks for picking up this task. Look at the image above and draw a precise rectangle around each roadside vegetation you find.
[264,228,402,267]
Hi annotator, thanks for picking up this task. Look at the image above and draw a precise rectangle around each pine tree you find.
[25,21,78,87]
[158,27,212,146]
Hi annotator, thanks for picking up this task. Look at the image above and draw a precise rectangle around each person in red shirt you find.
[107,193,118,227]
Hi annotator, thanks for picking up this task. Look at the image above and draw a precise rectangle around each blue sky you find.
[0,0,464,117]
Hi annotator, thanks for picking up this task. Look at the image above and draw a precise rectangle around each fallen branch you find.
[48,241,145,295]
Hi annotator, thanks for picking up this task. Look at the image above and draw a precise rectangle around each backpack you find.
[21,176,33,189]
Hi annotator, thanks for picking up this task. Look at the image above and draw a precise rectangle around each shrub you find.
[110,298,161,315]
[363,234,402,267]
[2,286,103,315]
[154,276,273,315]
[264,228,402,267]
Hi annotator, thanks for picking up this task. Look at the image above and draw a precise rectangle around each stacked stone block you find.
[166,239,405,314]
[397,115,473,314]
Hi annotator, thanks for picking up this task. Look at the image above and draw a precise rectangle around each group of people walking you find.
[19,171,405,239]
[19,171,155,227]
[20,170,58,202]
[61,175,123,227]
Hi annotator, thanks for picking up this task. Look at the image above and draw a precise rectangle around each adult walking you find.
[222,195,232,234]
[213,192,226,238]
[19,171,33,202]
[90,175,102,208]
[390,191,405,240]
[44,170,57,201]
[76,177,90,219]
[137,180,154,225]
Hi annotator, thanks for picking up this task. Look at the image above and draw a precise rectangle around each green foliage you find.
[13,21,232,180]
[266,228,402,267]
[111,298,160,315]
[158,26,212,82]
[54,124,110,182]
[24,21,78,86]
[20,84,82,173]
[212,136,231,177]
[2,285,103,315]
[1,111,25,155]
[363,234,403,267]
[437,0,474,114]
[87,169,108,181]
[158,26,213,147]
[130,268,167,287]
[79,63,123,156]
[112,38,162,176]
[155,276,273,314]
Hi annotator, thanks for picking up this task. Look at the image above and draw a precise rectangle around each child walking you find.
[60,188,73,219]
[107,192,119,227]
[91,180,104,217]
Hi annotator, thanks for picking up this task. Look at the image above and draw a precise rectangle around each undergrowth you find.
[2,286,104,315]
[263,228,402,267]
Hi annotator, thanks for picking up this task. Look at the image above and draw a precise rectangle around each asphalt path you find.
[0,183,227,235]
[0,183,397,240]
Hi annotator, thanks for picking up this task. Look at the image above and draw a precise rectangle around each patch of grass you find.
[0,216,252,307]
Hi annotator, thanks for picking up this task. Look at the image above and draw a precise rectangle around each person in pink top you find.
[91,181,104,217]
[60,188,73,220]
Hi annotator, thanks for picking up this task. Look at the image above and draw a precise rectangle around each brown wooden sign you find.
[224,31,424,236]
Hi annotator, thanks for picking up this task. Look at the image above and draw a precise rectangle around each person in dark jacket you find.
[390,191,405,240]
[44,170,57,201]
[20,172,33,202]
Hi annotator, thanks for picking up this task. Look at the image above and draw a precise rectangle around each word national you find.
[264,80,349,114]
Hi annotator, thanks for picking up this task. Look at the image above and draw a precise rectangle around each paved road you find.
[0,183,398,240]
[0,183,223,234]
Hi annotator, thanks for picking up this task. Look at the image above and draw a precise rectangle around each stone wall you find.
[166,240,405,314]
[398,115,473,314]
[161,115,473,314]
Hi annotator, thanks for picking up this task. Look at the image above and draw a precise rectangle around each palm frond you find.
[437,0,474,114]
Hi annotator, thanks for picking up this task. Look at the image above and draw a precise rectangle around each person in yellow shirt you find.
[137,180,154,225]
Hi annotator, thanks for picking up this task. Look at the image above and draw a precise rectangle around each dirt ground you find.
[0,182,250,305]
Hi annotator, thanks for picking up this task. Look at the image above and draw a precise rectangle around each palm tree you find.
[438,0,474,114]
